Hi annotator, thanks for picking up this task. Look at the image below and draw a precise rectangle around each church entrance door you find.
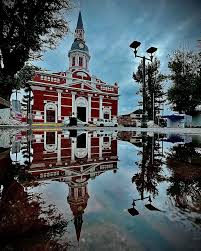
[77,107,86,122]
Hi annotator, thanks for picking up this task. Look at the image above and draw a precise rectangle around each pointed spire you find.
[74,214,83,242]
[76,11,84,30]
[74,11,85,41]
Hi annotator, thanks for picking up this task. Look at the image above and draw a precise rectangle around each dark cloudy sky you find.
[34,0,201,115]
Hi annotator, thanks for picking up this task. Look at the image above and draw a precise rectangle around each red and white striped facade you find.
[29,130,118,181]
[29,12,119,124]
[28,130,118,241]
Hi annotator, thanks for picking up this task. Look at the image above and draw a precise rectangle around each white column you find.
[57,134,62,165]
[82,56,85,69]
[86,59,88,70]
[75,187,78,200]
[109,107,112,120]
[71,138,76,162]
[87,133,92,161]
[88,94,92,122]
[71,92,76,116]
[57,90,62,121]
[76,55,79,66]
[99,95,103,119]
[99,136,103,160]
[82,187,85,197]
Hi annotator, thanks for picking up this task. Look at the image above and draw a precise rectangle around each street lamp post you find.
[130,41,157,127]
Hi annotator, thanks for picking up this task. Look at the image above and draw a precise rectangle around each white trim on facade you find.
[44,131,58,152]
[29,80,119,97]
[31,86,46,91]
[103,107,111,120]
[75,96,88,122]
[99,96,103,119]
[57,90,62,121]
[44,102,58,123]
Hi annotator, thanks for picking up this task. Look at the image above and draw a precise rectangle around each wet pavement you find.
[0,129,201,250]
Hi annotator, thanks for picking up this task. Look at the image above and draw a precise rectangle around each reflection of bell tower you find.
[67,179,89,242]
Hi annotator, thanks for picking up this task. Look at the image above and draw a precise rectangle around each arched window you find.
[72,57,75,66]
[79,57,83,67]
[103,108,111,120]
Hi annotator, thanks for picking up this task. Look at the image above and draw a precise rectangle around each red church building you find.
[29,12,119,125]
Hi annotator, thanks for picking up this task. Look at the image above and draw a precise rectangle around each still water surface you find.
[0,129,201,250]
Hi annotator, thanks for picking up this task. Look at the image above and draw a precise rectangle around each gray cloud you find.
[33,0,201,114]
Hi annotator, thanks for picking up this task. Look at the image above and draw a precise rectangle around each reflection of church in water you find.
[29,130,118,241]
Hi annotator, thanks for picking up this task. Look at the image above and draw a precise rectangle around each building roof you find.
[119,109,143,117]
[76,11,84,29]
[162,114,184,121]
[70,39,89,53]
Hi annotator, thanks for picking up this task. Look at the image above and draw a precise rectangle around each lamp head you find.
[146,47,157,54]
[129,41,141,49]
[146,47,157,61]
[130,41,141,57]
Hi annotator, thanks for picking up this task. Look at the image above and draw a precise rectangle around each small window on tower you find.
[72,57,75,66]
[79,57,83,67]
[78,188,82,197]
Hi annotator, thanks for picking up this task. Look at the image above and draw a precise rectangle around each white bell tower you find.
[68,11,90,72]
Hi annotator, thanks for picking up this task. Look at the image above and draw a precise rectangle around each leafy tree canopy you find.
[133,58,166,121]
[167,50,201,115]
[0,0,71,99]
[15,64,41,90]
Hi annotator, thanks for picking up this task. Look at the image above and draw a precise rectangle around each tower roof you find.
[76,11,84,29]
[70,39,89,52]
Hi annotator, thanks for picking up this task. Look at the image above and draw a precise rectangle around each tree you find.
[18,64,41,122]
[167,50,201,115]
[133,58,166,122]
[166,143,201,221]
[16,64,41,89]
[0,0,71,100]
[132,134,165,198]
[0,149,70,249]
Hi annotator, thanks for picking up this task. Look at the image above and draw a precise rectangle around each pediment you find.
[68,81,102,94]
[72,70,91,81]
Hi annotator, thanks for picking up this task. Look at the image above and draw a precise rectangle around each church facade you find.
[29,12,119,124]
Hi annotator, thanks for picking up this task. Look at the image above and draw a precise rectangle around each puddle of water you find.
[0,129,200,250]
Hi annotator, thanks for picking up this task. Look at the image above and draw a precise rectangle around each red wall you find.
[32,90,44,111]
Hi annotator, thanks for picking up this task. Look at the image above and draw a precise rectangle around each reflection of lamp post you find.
[130,41,157,128]
[128,200,139,216]
[144,196,161,211]
[128,195,161,216]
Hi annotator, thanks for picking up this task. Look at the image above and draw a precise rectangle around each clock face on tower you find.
[79,43,84,49]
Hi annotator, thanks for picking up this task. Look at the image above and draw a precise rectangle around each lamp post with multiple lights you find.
[129,41,157,127]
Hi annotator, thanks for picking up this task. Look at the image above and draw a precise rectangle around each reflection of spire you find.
[74,214,83,242]
[67,181,89,243]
